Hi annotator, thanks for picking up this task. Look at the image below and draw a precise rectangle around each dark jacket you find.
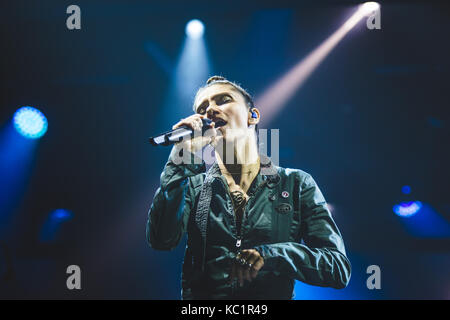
[146,151,351,299]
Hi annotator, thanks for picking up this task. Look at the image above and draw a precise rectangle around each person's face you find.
[194,83,255,140]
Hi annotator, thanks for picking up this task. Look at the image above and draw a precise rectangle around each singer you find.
[146,76,351,299]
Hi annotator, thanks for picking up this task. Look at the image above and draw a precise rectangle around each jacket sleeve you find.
[146,146,205,250]
[254,173,351,289]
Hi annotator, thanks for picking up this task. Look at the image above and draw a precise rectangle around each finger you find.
[203,126,217,137]
[239,249,251,260]
[240,250,258,267]
[173,119,196,130]
[172,120,186,130]
[173,114,204,130]
[250,257,265,279]
[192,119,203,131]
[210,133,223,148]
[192,118,202,131]
[243,251,259,279]
[252,256,265,272]
[250,267,259,279]
[190,113,206,121]
[243,267,252,282]
[237,265,244,287]
[246,250,260,266]
[230,262,236,284]
[237,250,252,280]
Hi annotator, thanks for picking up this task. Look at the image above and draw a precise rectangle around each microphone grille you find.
[201,118,212,126]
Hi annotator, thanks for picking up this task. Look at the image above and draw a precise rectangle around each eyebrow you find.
[195,92,235,113]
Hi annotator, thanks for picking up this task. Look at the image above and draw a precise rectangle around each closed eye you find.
[196,103,208,115]
[216,94,233,105]
[196,93,233,114]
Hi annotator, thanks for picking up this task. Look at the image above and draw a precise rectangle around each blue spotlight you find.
[397,202,450,238]
[393,201,422,217]
[51,209,73,220]
[185,19,204,39]
[401,185,411,195]
[39,209,73,242]
[164,18,211,122]
[13,106,48,139]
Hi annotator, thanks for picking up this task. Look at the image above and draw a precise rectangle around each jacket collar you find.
[207,154,280,190]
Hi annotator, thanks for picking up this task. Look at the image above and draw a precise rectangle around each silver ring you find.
[239,258,247,266]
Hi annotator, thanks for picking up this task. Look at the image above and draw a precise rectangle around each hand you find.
[172,114,218,154]
[230,249,264,287]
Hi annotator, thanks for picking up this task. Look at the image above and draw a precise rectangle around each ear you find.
[248,107,260,126]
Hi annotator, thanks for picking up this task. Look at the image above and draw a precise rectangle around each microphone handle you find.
[149,118,213,146]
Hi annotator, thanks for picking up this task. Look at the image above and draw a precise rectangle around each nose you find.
[206,103,220,119]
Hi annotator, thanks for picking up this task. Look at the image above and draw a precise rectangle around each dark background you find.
[0,0,449,299]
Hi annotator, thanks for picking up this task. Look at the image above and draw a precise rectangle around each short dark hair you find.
[193,75,255,112]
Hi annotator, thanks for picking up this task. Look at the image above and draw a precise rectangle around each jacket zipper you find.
[218,177,241,243]
[219,176,269,296]
[218,178,241,296]
[221,177,270,251]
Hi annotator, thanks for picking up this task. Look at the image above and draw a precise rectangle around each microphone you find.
[149,118,214,146]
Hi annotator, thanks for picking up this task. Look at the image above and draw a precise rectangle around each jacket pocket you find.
[272,197,294,242]
[247,210,273,243]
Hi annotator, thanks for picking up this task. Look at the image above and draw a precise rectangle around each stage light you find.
[256,4,380,125]
[39,209,73,242]
[401,185,411,195]
[186,19,204,39]
[162,18,211,123]
[360,2,380,15]
[398,202,450,238]
[51,209,73,220]
[13,106,48,139]
[393,201,422,217]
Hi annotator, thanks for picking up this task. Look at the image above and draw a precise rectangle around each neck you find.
[215,130,259,173]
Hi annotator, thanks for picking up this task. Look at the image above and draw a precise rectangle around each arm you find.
[146,146,205,250]
[254,173,351,289]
